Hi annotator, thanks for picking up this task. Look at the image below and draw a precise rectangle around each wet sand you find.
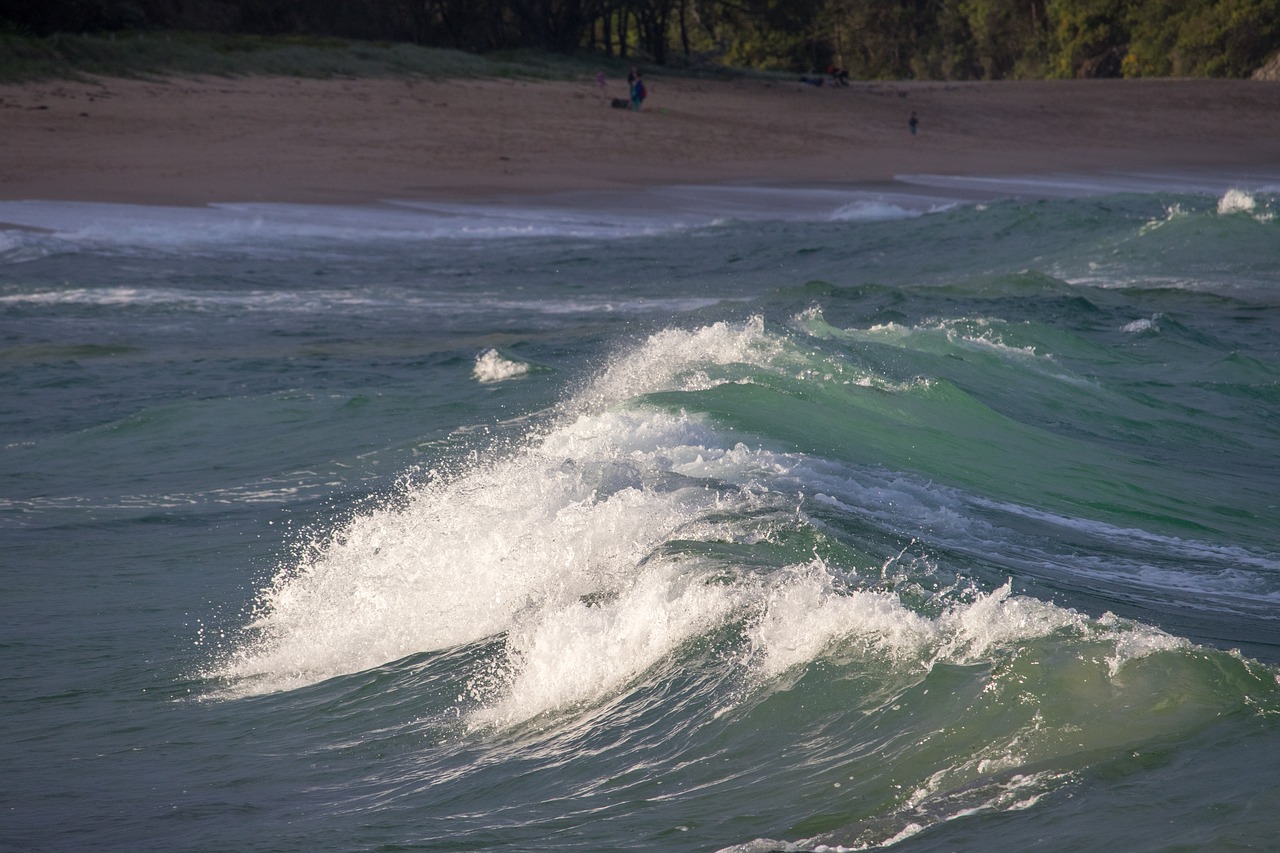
[1,74,1278,205]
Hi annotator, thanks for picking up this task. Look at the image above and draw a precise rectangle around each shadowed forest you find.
[3,0,1278,79]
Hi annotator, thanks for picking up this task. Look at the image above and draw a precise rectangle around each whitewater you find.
[2,178,1278,852]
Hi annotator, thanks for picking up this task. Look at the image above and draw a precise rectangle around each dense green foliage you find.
[2,0,1277,79]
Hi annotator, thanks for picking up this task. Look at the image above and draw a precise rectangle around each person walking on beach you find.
[630,71,647,112]
[596,70,607,102]
[908,111,919,136]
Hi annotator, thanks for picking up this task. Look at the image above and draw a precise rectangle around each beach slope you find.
[1,75,1278,204]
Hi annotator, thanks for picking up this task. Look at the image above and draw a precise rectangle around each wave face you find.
[4,184,1280,852]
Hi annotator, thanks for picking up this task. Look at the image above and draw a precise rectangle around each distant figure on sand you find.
[908,111,919,135]
[631,71,646,112]
[596,70,607,101]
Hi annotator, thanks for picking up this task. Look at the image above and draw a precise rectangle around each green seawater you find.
[1,186,1278,852]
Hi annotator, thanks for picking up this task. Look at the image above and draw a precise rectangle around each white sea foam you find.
[933,317,1047,360]
[473,348,530,383]
[469,295,736,316]
[1121,315,1160,333]
[205,319,831,701]
[828,200,925,222]
[810,313,1090,392]
[0,182,970,261]
[747,564,933,678]
[5,178,1275,260]
[1139,203,1188,235]
[210,316,1214,734]
[0,285,380,311]
[468,561,741,728]
[900,170,1280,200]
[748,573,1082,680]
[1215,187,1278,222]
[575,315,789,411]
[1217,188,1257,215]
[0,187,937,259]
[791,304,832,334]
[1096,612,1189,677]
[896,172,1164,199]
[0,199,689,255]
[0,228,58,264]
[214,407,747,696]
[631,184,950,222]
[0,285,737,321]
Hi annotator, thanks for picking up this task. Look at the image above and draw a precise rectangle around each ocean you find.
[2,175,1278,852]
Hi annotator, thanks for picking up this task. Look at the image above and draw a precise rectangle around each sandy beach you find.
[1,73,1278,205]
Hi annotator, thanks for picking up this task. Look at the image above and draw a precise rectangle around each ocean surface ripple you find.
[3,182,1278,852]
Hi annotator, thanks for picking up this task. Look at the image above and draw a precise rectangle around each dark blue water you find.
[2,181,1279,851]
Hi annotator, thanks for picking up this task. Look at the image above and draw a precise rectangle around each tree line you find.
[3,0,1278,79]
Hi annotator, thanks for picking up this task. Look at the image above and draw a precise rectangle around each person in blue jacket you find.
[631,71,647,112]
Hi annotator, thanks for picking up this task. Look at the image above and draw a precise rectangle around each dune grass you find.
[0,31,647,83]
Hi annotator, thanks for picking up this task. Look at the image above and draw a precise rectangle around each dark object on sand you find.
[611,98,630,109]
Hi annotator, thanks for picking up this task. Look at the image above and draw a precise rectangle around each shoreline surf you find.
[4,158,1279,851]
[3,173,1278,264]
